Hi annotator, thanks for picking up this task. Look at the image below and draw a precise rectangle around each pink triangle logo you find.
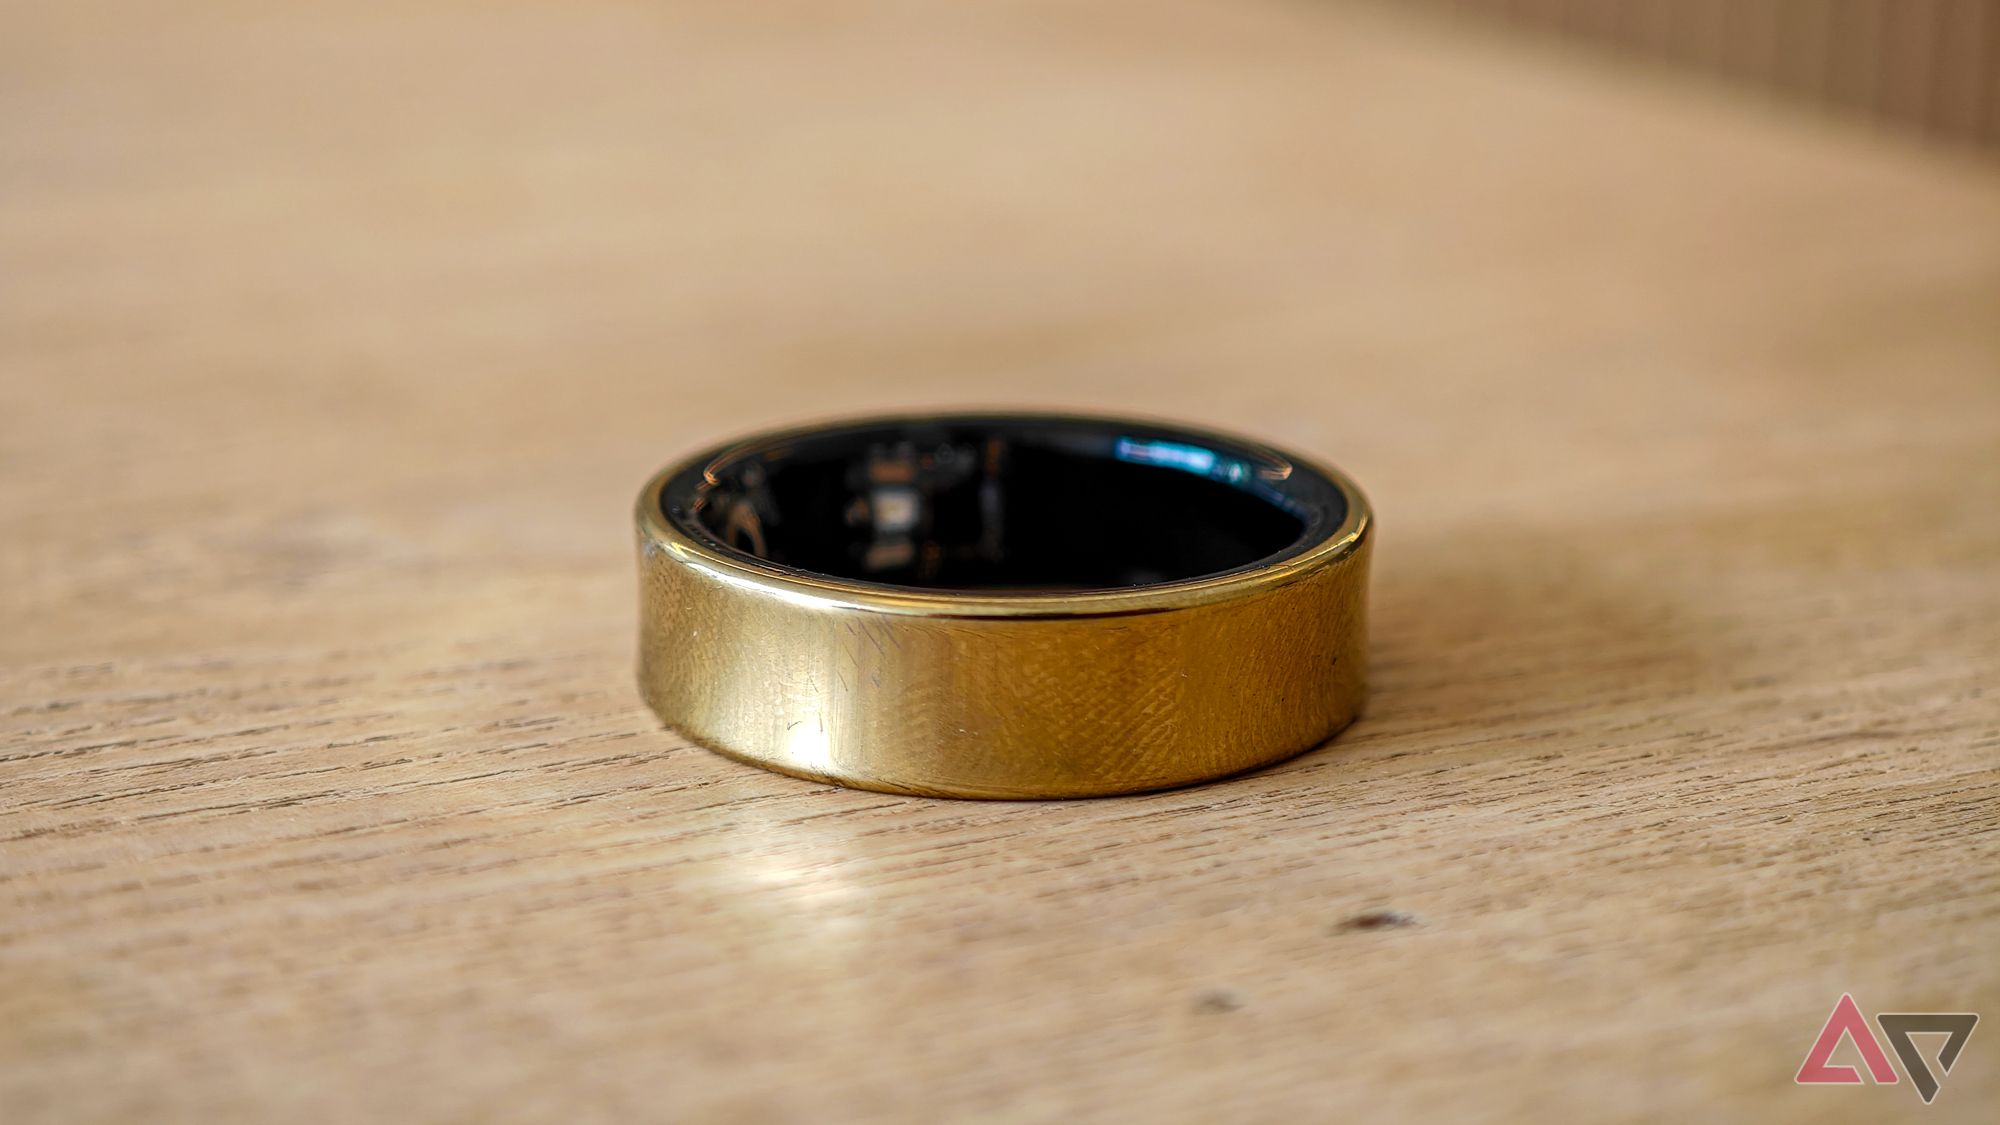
[1795,993,1900,1086]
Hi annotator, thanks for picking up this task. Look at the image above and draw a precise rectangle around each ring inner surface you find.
[664,418,1346,592]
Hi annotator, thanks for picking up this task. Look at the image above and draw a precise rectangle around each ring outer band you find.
[634,414,1372,799]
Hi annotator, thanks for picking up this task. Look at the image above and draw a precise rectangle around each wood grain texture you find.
[3,1,1998,1121]
[1434,0,2000,147]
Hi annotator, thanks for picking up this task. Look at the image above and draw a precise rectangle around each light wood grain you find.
[1435,0,2000,147]
[4,2,1998,1121]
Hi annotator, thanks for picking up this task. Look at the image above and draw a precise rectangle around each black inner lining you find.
[667,420,1339,591]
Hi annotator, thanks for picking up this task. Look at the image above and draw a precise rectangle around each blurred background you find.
[5,2,1998,1121]
[1418,0,1998,149]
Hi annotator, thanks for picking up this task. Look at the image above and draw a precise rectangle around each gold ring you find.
[635,413,1372,798]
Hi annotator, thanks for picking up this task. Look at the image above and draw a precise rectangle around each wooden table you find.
[5,2,1997,1120]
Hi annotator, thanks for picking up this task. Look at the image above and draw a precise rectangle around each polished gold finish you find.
[635,415,1372,798]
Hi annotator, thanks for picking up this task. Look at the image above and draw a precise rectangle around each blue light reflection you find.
[1113,437,1251,485]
